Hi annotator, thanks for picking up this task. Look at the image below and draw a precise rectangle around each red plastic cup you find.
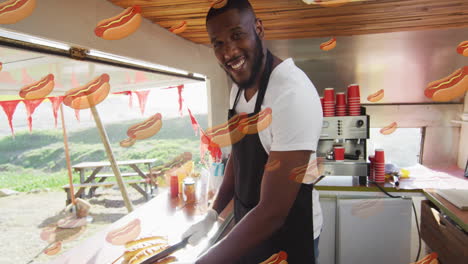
[336,92,346,105]
[323,88,335,103]
[334,146,345,161]
[375,149,385,163]
[347,84,360,98]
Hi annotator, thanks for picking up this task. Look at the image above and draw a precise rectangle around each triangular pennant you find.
[0,71,17,83]
[113,90,133,108]
[0,100,21,137]
[134,90,150,115]
[23,98,45,132]
[75,109,80,122]
[49,96,64,128]
[134,71,148,83]
[177,85,184,116]
[187,107,221,162]
[71,72,80,87]
[21,68,35,85]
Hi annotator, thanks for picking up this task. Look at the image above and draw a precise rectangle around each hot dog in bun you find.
[264,159,281,172]
[320,37,336,51]
[304,0,352,8]
[424,66,468,102]
[106,219,141,246]
[19,74,55,100]
[95,5,142,40]
[63,74,111,109]
[120,137,137,148]
[0,0,36,24]
[238,107,272,135]
[127,113,163,140]
[260,251,288,264]
[169,21,187,34]
[202,113,247,148]
[380,122,397,135]
[210,0,228,9]
[456,40,468,57]
[44,241,62,256]
[367,89,384,102]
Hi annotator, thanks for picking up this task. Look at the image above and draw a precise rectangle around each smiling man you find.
[181,1,323,263]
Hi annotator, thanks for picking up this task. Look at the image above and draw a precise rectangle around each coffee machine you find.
[317,110,370,184]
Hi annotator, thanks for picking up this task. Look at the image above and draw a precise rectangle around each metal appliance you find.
[317,111,369,184]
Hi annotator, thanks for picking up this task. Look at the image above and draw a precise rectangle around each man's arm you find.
[197,150,312,264]
[212,154,235,215]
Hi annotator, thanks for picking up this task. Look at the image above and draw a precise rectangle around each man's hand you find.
[182,209,218,246]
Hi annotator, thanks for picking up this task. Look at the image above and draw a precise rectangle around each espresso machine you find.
[317,110,370,184]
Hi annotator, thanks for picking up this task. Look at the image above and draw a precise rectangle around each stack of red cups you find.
[323,88,335,117]
[335,92,346,116]
[347,84,361,116]
[374,149,385,184]
[368,155,375,182]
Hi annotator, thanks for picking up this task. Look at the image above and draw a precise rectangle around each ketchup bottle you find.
[170,175,179,198]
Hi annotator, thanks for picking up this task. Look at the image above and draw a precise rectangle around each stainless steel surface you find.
[320,115,369,139]
[266,27,468,104]
[322,161,369,177]
[318,115,370,177]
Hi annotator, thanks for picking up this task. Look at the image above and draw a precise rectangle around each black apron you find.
[228,51,316,264]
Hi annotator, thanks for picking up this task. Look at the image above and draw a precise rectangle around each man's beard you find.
[225,34,264,90]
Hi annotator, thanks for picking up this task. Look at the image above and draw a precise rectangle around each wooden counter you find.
[50,190,218,264]
[423,189,468,232]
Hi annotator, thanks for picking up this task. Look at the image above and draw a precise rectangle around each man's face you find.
[207,9,264,89]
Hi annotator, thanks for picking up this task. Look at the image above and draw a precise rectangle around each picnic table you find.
[63,159,157,204]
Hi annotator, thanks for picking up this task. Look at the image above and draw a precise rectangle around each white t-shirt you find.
[229,58,323,239]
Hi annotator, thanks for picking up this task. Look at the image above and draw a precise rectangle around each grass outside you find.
[0,115,207,192]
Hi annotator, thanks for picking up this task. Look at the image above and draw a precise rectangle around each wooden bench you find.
[63,179,150,205]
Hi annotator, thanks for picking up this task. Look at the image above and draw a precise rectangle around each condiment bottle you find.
[170,175,179,198]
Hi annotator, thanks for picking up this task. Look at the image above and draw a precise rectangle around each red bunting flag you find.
[23,99,45,132]
[0,100,20,137]
[75,109,80,122]
[113,90,133,108]
[0,71,17,83]
[21,68,34,85]
[187,107,221,162]
[134,90,150,115]
[49,96,64,128]
[162,84,185,116]
[134,71,148,83]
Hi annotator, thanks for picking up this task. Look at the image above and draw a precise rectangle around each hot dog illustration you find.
[367,89,384,102]
[63,74,111,109]
[289,158,323,183]
[19,73,55,99]
[127,113,163,140]
[40,226,57,242]
[94,5,142,40]
[0,0,36,24]
[169,21,187,34]
[320,37,336,51]
[304,0,352,8]
[264,159,281,172]
[202,112,248,148]
[380,122,397,135]
[120,137,137,148]
[410,252,438,264]
[238,107,272,135]
[44,241,62,256]
[351,198,384,219]
[210,0,228,9]
[106,219,141,246]
[424,66,468,102]
[260,251,288,264]
[456,40,468,57]
[57,215,88,229]
[288,163,309,183]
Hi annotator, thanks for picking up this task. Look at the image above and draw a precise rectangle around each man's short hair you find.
[206,0,255,24]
